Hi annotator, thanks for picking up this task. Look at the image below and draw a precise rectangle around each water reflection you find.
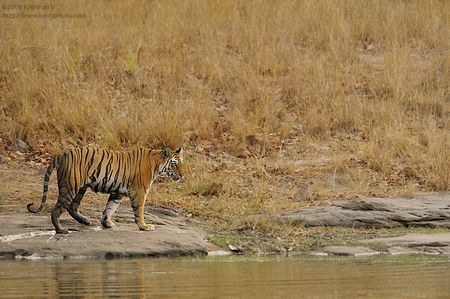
[0,256,449,298]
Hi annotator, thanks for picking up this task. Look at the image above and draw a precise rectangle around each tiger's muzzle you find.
[170,173,184,182]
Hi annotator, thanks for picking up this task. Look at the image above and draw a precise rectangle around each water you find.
[0,255,449,298]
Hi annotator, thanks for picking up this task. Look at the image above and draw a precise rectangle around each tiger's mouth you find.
[167,171,183,182]
[171,174,183,182]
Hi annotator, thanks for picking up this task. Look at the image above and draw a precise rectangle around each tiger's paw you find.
[56,228,69,234]
[138,223,155,231]
[101,218,116,229]
[81,218,92,226]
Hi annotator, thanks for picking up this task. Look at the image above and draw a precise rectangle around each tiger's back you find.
[58,148,154,196]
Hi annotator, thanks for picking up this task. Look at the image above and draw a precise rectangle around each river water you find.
[0,255,449,298]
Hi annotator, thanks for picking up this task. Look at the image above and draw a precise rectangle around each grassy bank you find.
[0,1,449,250]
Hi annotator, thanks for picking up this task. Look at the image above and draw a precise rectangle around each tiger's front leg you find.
[130,191,154,231]
[101,193,124,228]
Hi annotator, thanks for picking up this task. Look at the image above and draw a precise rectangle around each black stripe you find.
[138,148,143,165]
[137,149,142,188]
[101,177,107,191]
[84,148,89,164]
[73,149,79,194]
[94,181,101,192]
[117,154,124,191]
[106,182,115,193]
[79,148,87,182]
[125,152,132,188]
[57,155,65,185]
[135,149,140,186]
[104,154,113,180]
[106,154,119,193]
[106,153,115,182]
[56,155,63,184]
[120,153,127,188]
[67,151,74,190]
[48,160,55,176]
[78,149,83,188]
[113,154,121,186]
[95,150,106,178]
[87,148,95,173]
[100,152,113,191]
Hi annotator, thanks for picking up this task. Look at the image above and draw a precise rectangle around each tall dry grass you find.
[0,0,449,190]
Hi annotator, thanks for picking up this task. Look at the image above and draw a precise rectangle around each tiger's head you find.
[160,147,185,181]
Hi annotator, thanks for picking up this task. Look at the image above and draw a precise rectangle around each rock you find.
[228,244,243,253]
[322,246,380,257]
[242,190,256,198]
[213,163,226,172]
[245,135,259,146]
[244,135,272,157]
[0,206,209,259]
[207,250,232,256]
[276,193,450,228]
[202,182,223,197]
[293,183,312,202]
[361,233,450,255]
[387,246,422,255]
[263,143,272,151]
[15,139,29,153]
[237,150,251,158]
[402,167,420,179]
[189,132,199,142]
[0,155,6,164]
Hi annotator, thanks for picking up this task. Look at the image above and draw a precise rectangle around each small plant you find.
[121,45,142,77]
[208,235,239,248]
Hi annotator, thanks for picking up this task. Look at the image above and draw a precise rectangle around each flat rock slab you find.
[277,193,450,228]
[311,233,450,256]
[0,206,209,259]
[362,233,450,255]
[320,246,380,257]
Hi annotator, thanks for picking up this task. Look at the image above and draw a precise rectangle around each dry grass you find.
[0,0,449,247]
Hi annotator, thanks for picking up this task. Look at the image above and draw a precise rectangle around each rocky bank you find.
[278,193,450,256]
[1,192,449,258]
[0,206,210,259]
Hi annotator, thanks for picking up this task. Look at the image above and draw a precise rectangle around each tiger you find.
[27,147,185,234]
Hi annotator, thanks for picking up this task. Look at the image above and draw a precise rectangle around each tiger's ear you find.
[162,147,170,159]
[175,147,184,155]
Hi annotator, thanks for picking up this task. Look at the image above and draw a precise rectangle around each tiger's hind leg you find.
[67,185,91,226]
[52,186,78,234]
[101,193,124,228]
[51,200,69,234]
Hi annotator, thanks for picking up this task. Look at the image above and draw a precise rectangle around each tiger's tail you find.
[27,156,60,213]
